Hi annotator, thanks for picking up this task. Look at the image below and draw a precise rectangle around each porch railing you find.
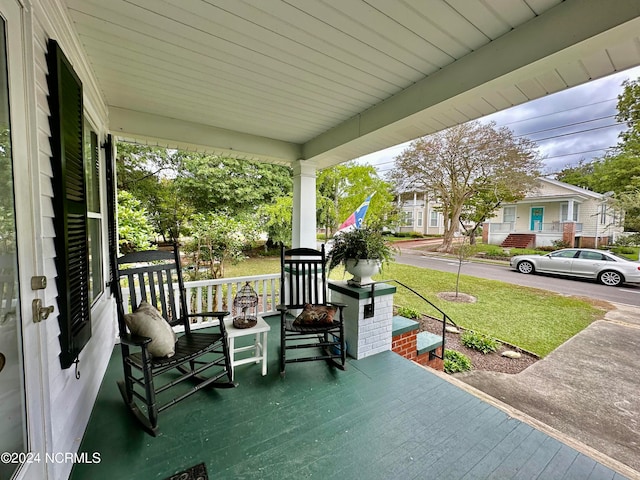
[120,273,281,331]
[184,274,280,328]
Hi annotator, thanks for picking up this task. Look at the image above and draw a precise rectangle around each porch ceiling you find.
[65,0,640,168]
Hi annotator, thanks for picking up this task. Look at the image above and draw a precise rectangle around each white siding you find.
[31,2,116,479]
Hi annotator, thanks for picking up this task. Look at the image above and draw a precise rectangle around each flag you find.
[335,193,375,235]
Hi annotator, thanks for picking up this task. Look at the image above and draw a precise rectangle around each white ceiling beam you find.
[109,107,301,164]
[302,0,640,161]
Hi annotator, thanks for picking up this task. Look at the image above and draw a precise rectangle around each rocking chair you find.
[113,245,236,436]
[278,244,347,376]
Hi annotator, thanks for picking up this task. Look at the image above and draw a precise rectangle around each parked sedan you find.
[510,248,640,286]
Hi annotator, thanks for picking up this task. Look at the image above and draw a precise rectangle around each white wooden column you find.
[292,159,317,249]
[567,199,575,222]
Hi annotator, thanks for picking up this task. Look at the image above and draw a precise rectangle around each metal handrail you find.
[363,279,457,361]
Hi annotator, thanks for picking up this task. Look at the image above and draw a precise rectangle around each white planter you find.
[345,259,381,287]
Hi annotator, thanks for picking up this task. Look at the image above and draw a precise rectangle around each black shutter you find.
[46,39,91,370]
[104,134,118,293]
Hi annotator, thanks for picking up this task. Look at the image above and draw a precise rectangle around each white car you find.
[510,248,640,287]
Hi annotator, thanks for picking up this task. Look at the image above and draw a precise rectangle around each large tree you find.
[391,121,541,252]
[176,156,292,215]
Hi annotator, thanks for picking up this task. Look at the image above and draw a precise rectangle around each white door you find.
[0,0,47,478]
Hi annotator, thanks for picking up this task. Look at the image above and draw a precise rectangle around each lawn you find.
[223,256,609,358]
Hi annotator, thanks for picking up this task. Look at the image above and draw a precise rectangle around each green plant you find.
[327,226,396,271]
[396,306,421,319]
[552,239,571,249]
[443,349,472,374]
[460,331,501,354]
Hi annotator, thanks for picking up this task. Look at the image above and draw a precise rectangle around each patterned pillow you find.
[124,301,177,358]
[293,304,337,326]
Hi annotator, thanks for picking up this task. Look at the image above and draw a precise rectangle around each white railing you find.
[185,273,280,318]
[121,273,281,331]
[489,222,514,233]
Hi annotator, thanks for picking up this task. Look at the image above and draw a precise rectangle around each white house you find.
[396,192,449,236]
[2,1,639,479]
[483,177,624,248]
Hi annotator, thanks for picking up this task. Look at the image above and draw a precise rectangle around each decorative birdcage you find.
[232,281,258,328]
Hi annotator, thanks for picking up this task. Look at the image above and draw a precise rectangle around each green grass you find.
[378,263,606,357]
[224,256,280,277]
[218,255,608,359]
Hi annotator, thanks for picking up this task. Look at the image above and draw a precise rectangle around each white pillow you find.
[124,301,177,358]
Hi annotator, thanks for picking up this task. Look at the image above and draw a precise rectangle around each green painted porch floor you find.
[71,317,624,480]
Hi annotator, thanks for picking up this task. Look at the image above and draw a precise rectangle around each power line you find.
[488,97,618,127]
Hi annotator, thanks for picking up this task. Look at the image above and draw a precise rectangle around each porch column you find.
[567,199,575,222]
[292,159,317,249]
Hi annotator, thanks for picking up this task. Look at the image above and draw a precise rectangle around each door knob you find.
[32,299,54,323]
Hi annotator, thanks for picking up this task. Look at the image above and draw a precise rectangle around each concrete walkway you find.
[455,303,640,478]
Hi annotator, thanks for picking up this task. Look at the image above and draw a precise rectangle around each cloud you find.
[356,65,640,176]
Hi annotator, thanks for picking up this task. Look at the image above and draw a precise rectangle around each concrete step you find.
[417,331,443,355]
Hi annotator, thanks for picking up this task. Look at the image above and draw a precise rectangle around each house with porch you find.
[483,177,624,249]
[396,191,448,236]
[2,1,640,479]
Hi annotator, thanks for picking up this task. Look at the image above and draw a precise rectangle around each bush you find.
[396,306,421,319]
[614,233,640,247]
[460,331,501,354]
[552,239,571,249]
[443,349,472,374]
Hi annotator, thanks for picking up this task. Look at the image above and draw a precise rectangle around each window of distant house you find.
[600,204,607,224]
[416,210,423,227]
[84,117,103,305]
[560,202,579,222]
[429,211,438,227]
[503,206,516,223]
[402,211,413,226]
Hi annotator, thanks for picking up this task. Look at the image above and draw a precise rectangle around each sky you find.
[356,64,640,177]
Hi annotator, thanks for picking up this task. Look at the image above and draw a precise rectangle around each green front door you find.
[530,207,544,231]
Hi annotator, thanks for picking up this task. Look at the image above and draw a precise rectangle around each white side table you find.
[224,316,271,380]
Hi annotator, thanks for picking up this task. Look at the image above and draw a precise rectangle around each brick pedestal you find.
[328,282,396,359]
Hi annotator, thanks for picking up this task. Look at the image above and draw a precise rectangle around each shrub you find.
[613,233,640,247]
[396,306,421,319]
[551,239,571,249]
[443,349,472,374]
[460,331,501,354]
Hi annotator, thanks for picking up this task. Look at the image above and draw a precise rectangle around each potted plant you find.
[327,227,395,286]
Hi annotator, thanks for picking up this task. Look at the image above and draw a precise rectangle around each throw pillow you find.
[124,301,177,358]
[293,303,337,326]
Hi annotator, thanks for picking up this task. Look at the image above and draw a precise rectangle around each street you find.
[395,248,640,306]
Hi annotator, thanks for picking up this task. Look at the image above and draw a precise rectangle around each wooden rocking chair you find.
[278,244,347,376]
[113,245,236,436]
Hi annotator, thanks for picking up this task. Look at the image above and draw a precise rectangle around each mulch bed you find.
[417,315,539,374]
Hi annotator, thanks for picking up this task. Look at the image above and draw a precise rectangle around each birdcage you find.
[232,281,258,328]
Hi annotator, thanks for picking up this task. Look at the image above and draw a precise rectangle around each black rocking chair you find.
[278,244,347,376]
[113,245,236,436]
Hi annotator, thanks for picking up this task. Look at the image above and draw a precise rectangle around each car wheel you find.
[598,270,623,287]
[517,261,535,274]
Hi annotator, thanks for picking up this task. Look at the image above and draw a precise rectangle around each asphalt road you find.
[395,249,640,306]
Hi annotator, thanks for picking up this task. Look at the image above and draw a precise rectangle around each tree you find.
[316,163,397,235]
[117,191,155,253]
[391,121,541,252]
[183,212,258,279]
[258,195,293,246]
[555,160,597,190]
[616,78,640,155]
[176,156,292,216]
[116,143,189,240]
